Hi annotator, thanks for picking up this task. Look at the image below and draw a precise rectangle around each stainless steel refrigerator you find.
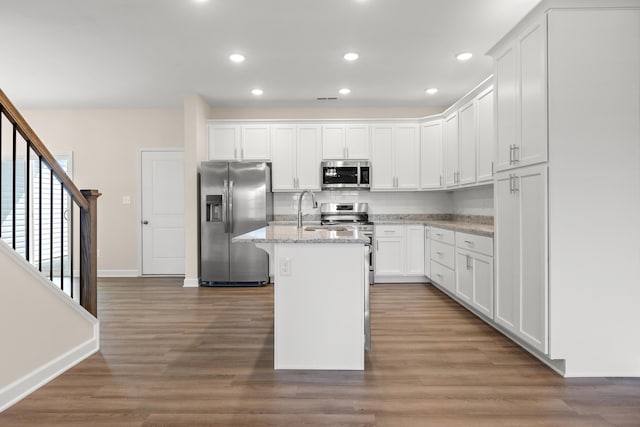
[199,161,273,285]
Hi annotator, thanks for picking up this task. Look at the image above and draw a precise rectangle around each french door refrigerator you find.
[200,161,273,285]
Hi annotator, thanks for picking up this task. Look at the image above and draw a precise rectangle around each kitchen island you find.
[233,225,370,370]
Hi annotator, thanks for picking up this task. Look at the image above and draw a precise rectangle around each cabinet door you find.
[495,171,519,330]
[375,237,405,276]
[471,252,494,319]
[296,126,321,190]
[424,227,431,278]
[345,125,369,159]
[371,126,395,190]
[395,125,420,190]
[322,125,345,159]
[458,101,477,185]
[517,165,548,353]
[443,113,459,187]
[271,126,296,191]
[455,250,474,304]
[405,225,425,275]
[476,87,495,182]
[241,125,271,160]
[420,121,443,189]
[208,125,239,160]
[518,19,548,168]
[495,45,517,172]
[495,165,548,353]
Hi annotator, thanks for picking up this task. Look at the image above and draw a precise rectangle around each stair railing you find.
[0,89,100,317]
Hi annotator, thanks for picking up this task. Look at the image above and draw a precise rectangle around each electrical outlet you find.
[279,257,292,276]
[122,196,131,205]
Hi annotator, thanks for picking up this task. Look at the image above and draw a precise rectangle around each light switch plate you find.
[122,196,131,205]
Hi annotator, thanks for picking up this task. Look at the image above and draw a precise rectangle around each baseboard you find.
[183,278,200,287]
[374,275,429,284]
[0,330,99,413]
[97,269,138,278]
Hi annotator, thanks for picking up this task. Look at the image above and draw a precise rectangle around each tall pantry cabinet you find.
[489,0,640,376]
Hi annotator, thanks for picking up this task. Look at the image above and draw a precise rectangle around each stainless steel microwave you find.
[321,160,371,190]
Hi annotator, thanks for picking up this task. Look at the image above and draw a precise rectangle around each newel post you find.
[80,189,101,317]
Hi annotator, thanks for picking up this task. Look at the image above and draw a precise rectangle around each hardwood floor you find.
[2,278,639,426]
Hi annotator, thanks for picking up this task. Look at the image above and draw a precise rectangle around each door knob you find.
[142,220,149,225]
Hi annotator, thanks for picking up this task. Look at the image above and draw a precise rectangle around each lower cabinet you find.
[375,224,426,283]
[428,227,494,320]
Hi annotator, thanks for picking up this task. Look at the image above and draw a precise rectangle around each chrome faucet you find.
[297,190,318,228]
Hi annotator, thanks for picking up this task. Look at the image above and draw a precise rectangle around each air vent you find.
[316,97,338,101]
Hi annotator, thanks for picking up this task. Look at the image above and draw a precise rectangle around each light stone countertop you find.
[375,219,494,237]
[232,225,370,244]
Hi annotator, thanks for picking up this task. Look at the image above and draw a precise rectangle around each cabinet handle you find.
[509,145,514,164]
[436,251,444,256]
[439,175,443,186]
[234,147,238,159]
[491,161,494,176]
[376,240,379,251]
[513,175,519,193]
[436,273,443,278]
[509,174,513,193]
[466,254,472,270]
[514,145,520,163]
[464,240,474,246]
[436,233,443,237]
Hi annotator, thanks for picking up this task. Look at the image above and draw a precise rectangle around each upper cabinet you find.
[322,124,369,160]
[443,112,459,187]
[476,86,495,182]
[458,101,477,185]
[420,120,443,189]
[208,124,271,161]
[494,17,548,172]
[371,124,420,191]
[271,124,321,192]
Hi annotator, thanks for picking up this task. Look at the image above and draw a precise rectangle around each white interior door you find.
[141,150,185,275]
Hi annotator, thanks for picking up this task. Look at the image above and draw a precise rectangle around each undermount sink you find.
[304,226,348,232]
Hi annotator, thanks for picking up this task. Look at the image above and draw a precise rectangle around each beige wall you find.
[0,240,97,404]
[21,109,184,273]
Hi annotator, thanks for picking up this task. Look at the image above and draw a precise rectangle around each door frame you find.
[138,148,185,276]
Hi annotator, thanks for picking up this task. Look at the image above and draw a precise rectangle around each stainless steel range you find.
[320,202,373,351]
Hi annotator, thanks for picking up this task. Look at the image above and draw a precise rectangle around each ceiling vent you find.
[316,97,338,101]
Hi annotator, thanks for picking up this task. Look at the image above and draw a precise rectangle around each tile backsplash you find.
[274,185,494,217]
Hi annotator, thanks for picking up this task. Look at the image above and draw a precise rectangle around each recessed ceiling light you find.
[456,52,473,61]
[339,88,351,95]
[251,89,264,96]
[344,52,359,61]
[425,88,438,95]
[229,53,245,63]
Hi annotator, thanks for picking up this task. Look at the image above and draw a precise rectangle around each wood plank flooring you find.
[2,278,639,426]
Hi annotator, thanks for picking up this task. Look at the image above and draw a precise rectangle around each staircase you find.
[0,89,100,412]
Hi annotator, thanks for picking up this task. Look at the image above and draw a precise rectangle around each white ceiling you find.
[0,0,541,109]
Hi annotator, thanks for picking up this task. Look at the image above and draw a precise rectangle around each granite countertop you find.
[232,225,370,244]
[270,214,494,237]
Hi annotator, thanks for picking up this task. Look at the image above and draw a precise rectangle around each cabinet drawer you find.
[430,227,455,245]
[375,225,405,237]
[431,240,455,269]
[430,260,455,293]
[456,232,493,256]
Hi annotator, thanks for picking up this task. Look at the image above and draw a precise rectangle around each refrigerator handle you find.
[222,179,229,233]
[229,180,234,233]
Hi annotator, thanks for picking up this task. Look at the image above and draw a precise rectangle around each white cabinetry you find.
[420,121,444,189]
[476,86,495,182]
[208,124,271,161]
[429,227,456,293]
[442,114,459,187]
[458,101,477,185]
[494,164,547,353]
[375,224,426,282]
[371,124,420,191]
[424,226,431,278]
[455,232,494,319]
[494,17,547,172]
[374,225,405,276]
[271,125,321,192]
[322,124,369,159]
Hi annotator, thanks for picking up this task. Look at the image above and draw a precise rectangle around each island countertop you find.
[232,225,370,244]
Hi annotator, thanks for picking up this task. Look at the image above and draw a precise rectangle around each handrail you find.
[0,89,88,211]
